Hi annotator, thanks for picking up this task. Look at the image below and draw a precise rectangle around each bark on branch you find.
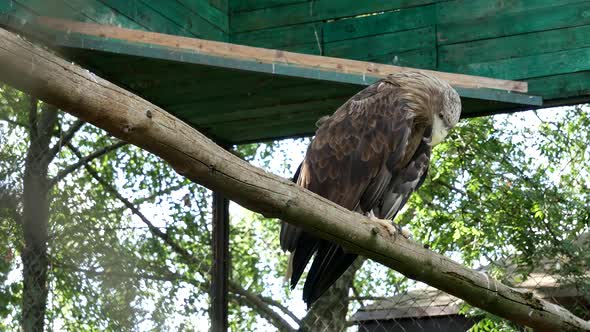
[0,27,588,331]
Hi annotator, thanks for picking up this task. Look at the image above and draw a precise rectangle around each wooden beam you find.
[211,190,229,332]
[0,26,587,332]
[36,16,528,93]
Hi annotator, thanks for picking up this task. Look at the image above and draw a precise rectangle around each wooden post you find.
[211,189,229,331]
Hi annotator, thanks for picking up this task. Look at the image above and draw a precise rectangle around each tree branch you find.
[27,96,38,141]
[43,118,84,165]
[67,144,298,330]
[230,288,297,332]
[1,26,588,331]
[49,140,126,186]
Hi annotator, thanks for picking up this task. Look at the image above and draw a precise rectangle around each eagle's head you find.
[387,71,462,145]
[432,80,461,145]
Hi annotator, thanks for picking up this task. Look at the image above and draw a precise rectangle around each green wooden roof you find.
[2,0,588,144]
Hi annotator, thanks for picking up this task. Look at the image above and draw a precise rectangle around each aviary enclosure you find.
[0,0,589,331]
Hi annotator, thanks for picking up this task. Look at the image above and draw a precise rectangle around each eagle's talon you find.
[368,216,411,239]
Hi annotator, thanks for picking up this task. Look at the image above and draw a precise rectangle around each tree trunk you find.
[21,100,56,332]
[299,260,362,332]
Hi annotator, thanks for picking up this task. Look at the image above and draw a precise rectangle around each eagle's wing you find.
[280,79,432,306]
[375,126,432,220]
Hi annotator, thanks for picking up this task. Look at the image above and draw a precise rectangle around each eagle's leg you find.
[366,211,412,239]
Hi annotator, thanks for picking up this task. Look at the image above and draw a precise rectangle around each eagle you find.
[280,71,462,307]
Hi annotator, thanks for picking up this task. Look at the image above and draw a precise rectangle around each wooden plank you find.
[231,0,435,33]
[443,47,590,80]
[437,1,590,45]
[230,0,307,13]
[436,0,585,25]
[280,43,322,55]
[139,0,225,40]
[231,22,321,49]
[440,25,590,66]
[146,74,305,106]
[61,0,144,29]
[15,0,88,20]
[324,26,434,60]
[212,118,317,143]
[0,1,35,23]
[209,0,228,13]
[36,17,529,93]
[192,97,348,125]
[98,0,194,36]
[367,48,436,69]
[170,81,358,117]
[0,0,14,13]
[323,5,434,43]
[528,71,590,100]
[177,0,228,32]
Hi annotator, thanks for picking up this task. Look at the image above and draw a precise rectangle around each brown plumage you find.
[280,71,461,307]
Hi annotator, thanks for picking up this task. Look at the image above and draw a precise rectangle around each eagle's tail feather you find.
[289,233,318,289]
[302,242,357,307]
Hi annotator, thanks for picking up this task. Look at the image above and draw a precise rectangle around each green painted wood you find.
[455,87,541,106]
[232,22,321,49]
[209,0,228,13]
[211,118,317,143]
[51,33,542,110]
[211,113,325,138]
[437,1,590,45]
[170,81,359,117]
[366,48,437,69]
[230,0,307,13]
[98,0,194,36]
[440,25,590,66]
[0,0,14,13]
[444,46,590,80]
[528,71,590,100]
[16,0,88,20]
[61,0,144,29]
[192,97,348,125]
[325,26,434,60]
[139,0,225,40]
[230,0,435,33]
[280,43,322,55]
[0,1,35,24]
[436,0,585,25]
[323,5,434,43]
[146,75,309,106]
[176,0,228,32]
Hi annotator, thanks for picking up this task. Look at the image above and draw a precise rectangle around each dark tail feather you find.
[290,233,319,289]
[302,242,358,307]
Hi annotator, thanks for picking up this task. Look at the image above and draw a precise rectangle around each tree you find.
[1,87,589,331]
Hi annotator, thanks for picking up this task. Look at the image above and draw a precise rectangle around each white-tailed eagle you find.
[280,71,462,307]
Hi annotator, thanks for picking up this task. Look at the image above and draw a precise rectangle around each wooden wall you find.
[2,0,228,41]
[230,0,590,103]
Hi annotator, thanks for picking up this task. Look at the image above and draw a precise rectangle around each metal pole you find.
[211,190,229,331]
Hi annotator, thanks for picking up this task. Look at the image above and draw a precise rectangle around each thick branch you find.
[0,27,588,331]
[49,140,126,186]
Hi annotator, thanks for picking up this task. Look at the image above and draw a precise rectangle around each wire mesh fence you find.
[1,88,589,331]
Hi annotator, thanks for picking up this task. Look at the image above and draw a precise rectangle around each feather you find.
[279,72,460,307]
